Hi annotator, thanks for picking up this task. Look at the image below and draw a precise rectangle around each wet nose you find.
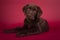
[30,10,33,13]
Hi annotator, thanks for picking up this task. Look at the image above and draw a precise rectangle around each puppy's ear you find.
[37,7,42,18]
[23,6,27,13]
[23,4,29,13]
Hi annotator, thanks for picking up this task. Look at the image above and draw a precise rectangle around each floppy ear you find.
[23,4,29,14]
[37,7,42,18]
[23,6,27,13]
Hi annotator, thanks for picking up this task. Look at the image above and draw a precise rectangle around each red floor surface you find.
[0,21,60,40]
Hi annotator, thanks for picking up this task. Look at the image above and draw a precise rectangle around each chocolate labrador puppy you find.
[4,4,49,37]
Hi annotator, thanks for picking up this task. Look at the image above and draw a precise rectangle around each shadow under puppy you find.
[4,4,49,37]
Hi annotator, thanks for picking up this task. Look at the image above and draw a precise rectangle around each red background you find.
[0,0,60,40]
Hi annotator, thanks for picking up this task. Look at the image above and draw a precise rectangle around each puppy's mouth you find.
[30,17,35,20]
[28,15,36,20]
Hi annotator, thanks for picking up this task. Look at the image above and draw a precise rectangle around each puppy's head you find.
[23,4,42,20]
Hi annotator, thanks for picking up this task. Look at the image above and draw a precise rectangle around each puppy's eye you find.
[33,9,36,11]
[29,7,32,9]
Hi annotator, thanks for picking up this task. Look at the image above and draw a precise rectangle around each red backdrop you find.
[0,0,60,40]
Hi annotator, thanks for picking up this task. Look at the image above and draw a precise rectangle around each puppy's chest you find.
[26,20,40,27]
[28,22,36,27]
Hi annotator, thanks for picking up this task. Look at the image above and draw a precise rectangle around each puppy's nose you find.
[30,10,33,13]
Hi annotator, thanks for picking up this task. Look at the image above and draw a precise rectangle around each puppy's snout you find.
[30,10,33,13]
